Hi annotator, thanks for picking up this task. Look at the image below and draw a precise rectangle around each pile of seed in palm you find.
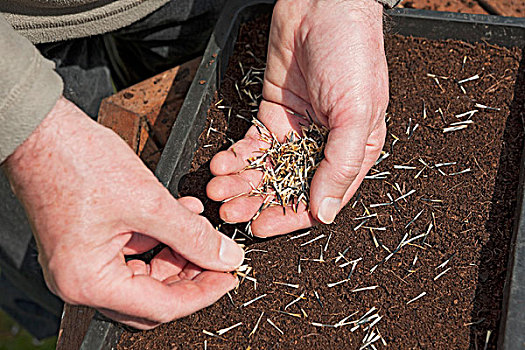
[243,115,328,215]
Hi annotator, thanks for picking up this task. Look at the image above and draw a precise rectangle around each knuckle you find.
[371,139,385,153]
[189,217,217,256]
[331,163,362,185]
[352,102,374,120]
[370,134,386,152]
[138,182,172,218]
[332,100,372,127]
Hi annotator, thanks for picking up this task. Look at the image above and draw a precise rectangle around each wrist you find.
[295,0,383,15]
[276,0,383,16]
[291,0,383,45]
[3,97,90,199]
[6,97,60,178]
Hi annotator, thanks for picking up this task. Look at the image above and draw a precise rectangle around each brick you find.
[98,57,201,169]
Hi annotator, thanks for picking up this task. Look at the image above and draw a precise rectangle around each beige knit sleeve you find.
[0,15,63,163]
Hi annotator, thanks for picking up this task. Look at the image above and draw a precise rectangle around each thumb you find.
[128,184,244,272]
[310,125,367,224]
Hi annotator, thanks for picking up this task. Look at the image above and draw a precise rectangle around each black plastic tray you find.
[79,3,525,349]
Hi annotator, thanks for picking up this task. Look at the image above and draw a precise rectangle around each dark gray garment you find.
[37,0,225,116]
[0,0,223,339]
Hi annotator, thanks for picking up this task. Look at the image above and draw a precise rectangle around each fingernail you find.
[219,236,245,268]
[318,197,341,224]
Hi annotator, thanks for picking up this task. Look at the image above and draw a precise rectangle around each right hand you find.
[3,97,244,329]
[207,0,388,237]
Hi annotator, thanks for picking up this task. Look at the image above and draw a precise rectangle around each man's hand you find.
[207,0,389,236]
[3,97,244,329]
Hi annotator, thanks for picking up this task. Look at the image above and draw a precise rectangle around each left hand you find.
[207,0,389,236]
[3,97,243,330]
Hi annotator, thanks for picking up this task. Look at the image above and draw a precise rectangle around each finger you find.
[126,259,149,276]
[149,247,187,281]
[94,263,237,326]
[340,122,386,205]
[219,196,264,224]
[309,122,369,224]
[163,262,202,284]
[251,203,317,237]
[178,262,202,281]
[128,183,244,271]
[210,101,312,176]
[257,100,315,140]
[122,233,159,255]
[262,80,313,124]
[210,127,268,175]
[150,248,203,283]
[122,197,204,256]
[178,196,204,214]
[206,170,262,202]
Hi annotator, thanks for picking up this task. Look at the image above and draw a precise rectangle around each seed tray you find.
[79,3,525,349]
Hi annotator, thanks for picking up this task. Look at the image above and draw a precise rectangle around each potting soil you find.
[118,14,524,350]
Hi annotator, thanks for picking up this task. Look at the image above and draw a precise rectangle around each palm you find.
[208,0,388,237]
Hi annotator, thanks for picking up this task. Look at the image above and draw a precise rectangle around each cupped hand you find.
[3,97,244,330]
[207,0,389,237]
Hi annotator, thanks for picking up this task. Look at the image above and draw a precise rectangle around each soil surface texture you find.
[399,0,524,17]
[118,14,524,350]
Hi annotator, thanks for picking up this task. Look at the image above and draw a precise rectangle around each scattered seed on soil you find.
[118,17,523,350]
[300,234,326,247]
[434,267,451,280]
[216,322,243,336]
[241,294,267,308]
[266,318,284,334]
[407,292,427,304]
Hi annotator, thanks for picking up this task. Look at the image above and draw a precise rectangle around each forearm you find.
[4,97,80,207]
[0,15,63,164]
